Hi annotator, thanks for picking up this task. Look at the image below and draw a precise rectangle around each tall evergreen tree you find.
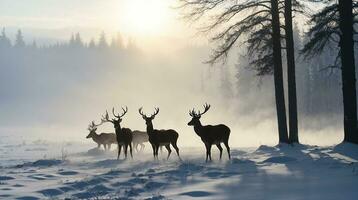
[302,0,358,143]
[338,0,357,143]
[284,0,299,143]
[98,32,108,49]
[0,28,12,48]
[74,33,83,48]
[271,0,289,143]
[88,38,96,49]
[14,29,25,48]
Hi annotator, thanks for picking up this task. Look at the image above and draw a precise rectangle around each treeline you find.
[0,28,141,108]
[0,28,130,50]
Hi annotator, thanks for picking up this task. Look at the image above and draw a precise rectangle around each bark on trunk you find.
[284,0,299,143]
[338,0,358,143]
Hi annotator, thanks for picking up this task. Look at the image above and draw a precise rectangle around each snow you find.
[0,137,357,199]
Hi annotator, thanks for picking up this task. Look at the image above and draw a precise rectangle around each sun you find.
[120,0,172,36]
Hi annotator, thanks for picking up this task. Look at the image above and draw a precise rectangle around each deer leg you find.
[117,145,122,160]
[216,143,223,160]
[134,143,139,152]
[97,143,101,149]
[171,142,180,159]
[165,145,172,160]
[104,144,108,151]
[108,144,111,150]
[151,144,156,159]
[207,144,212,161]
[224,141,231,160]
[155,145,160,159]
[129,143,133,159]
[124,145,128,159]
[205,143,209,162]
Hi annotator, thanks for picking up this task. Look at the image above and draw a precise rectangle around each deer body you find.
[86,121,116,151]
[102,107,133,159]
[188,104,231,162]
[114,125,133,159]
[132,130,148,152]
[86,131,116,150]
[139,108,180,160]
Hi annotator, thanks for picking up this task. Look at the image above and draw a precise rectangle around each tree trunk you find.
[284,0,299,143]
[271,0,289,143]
[338,0,358,143]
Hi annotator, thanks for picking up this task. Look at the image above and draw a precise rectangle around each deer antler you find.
[112,106,128,119]
[189,108,197,117]
[139,107,147,118]
[88,120,102,131]
[120,106,128,118]
[101,110,114,123]
[151,107,159,119]
[197,103,211,116]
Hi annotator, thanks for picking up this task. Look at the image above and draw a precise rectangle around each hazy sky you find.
[0,0,196,47]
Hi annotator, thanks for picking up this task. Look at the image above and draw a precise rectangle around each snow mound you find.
[263,156,297,163]
[84,147,106,156]
[334,143,358,161]
[58,170,78,176]
[15,159,62,168]
[144,194,166,200]
[256,145,277,153]
[180,191,214,197]
[0,176,15,181]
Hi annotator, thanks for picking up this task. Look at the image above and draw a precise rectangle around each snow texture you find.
[0,138,357,199]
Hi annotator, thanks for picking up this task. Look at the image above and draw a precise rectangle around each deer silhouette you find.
[188,103,231,162]
[101,107,133,159]
[86,121,116,150]
[139,107,180,160]
[131,130,149,152]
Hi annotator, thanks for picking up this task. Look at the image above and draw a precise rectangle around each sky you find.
[0,0,199,48]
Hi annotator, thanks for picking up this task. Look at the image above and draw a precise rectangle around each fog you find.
[0,26,348,148]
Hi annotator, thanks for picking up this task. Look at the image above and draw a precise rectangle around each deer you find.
[86,121,117,150]
[131,130,148,152]
[188,103,231,162]
[101,107,133,159]
[139,107,180,160]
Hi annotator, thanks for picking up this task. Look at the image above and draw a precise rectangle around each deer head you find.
[86,120,102,138]
[188,103,210,126]
[138,107,159,126]
[101,106,128,130]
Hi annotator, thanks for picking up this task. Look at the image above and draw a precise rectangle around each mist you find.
[0,27,347,148]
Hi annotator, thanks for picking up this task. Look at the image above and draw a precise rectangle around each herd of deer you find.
[86,103,231,162]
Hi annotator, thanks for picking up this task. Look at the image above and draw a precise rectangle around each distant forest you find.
[0,27,356,131]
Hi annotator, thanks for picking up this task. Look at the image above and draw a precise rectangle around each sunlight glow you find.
[119,0,172,36]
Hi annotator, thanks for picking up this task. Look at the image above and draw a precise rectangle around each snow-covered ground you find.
[0,135,358,200]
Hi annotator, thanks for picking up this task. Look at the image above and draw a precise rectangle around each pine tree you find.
[98,31,108,49]
[74,33,83,48]
[302,0,358,143]
[88,38,96,49]
[69,33,76,48]
[0,28,12,48]
[14,29,25,48]
[284,0,299,143]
